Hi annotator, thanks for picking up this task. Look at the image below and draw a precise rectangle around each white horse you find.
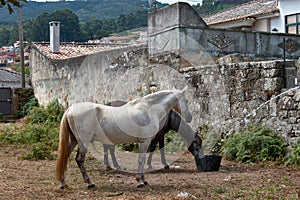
[56,86,192,189]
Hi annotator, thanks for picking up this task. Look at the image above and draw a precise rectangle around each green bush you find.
[0,113,5,121]
[117,143,139,153]
[0,99,63,160]
[164,130,186,152]
[15,97,39,119]
[284,141,300,166]
[221,126,287,163]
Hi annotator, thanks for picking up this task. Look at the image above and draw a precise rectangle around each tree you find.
[0,0,27,14]
[24,12,51,42]
[49,9,82,42]
[23,9,83,42]
[81,18,104,39]
[0,28,10,46]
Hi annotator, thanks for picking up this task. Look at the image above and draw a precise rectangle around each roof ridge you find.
[204,0,277,25]
[206,0,275,17]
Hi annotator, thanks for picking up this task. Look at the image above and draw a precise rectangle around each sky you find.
[158,0,202,5]
[31,0,202,6]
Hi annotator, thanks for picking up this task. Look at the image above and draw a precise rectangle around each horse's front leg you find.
[136,140,150,188]
[76,147,95,188]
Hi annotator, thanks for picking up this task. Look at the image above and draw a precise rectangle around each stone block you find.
[218,53,244,65]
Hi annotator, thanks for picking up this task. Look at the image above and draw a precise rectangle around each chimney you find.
[49,21,60,53]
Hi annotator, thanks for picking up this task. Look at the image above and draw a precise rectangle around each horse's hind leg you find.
[108,145,121,170]
[146,139,158,170]
[103,144,112,170]
[76,147,95,188]
[158,137,169,169]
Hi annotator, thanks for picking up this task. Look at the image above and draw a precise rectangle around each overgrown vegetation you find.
[9,63,31,75]
[221,126,287,164]
[164,130,186,152]
[285,141,300,166]
[0,99,64,160]
[15,96,38,119]
[0,113,5,121]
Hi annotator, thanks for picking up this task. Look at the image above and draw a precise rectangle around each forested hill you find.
[0,0,166,23]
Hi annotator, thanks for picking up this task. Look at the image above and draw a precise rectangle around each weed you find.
[0,99,63,160]
[0,113,5,121]
[15,96,39,119]
[221,125,287,163]
[214,186,226,194]
[284,141,300,166]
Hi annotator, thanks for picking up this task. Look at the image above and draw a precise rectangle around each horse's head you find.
[173,86,192,123]
[188,132,204,159]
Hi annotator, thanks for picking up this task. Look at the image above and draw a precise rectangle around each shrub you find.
[164,130,186,152]
[15,97,39,119]
[221,126,287,163]
[0,99,64,160]
[284,141,300,166]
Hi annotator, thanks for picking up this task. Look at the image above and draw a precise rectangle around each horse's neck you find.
[139,91,176,111]
[169,110,195,146]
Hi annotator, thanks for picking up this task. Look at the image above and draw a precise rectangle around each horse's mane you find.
[129,90,176,105]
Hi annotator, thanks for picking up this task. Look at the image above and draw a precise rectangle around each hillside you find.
[0,0,166,24]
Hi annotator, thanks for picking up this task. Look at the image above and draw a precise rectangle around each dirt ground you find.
[0,142,299,200]
[0,122,300,200]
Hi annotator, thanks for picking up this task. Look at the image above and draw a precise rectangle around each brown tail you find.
[56,113,71,182]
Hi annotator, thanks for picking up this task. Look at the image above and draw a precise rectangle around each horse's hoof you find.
[106,166,113,171]
[147,166,154,171]
[115,166,122,171]
[88,183,95,189]
[137,183,145,188]
[143,181,148,185]
[164,165,170,170]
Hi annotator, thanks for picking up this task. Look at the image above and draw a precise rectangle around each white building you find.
[204,0,300,35]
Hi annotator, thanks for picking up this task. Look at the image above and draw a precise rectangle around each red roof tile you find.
[32,43,128,60]
[204,0,278,25]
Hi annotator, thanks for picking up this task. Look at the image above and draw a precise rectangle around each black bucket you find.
[195,154,222,172]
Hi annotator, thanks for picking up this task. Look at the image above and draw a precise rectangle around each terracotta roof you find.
[204,0,279,25]
[32,43,128,60]
[0,68,29,82]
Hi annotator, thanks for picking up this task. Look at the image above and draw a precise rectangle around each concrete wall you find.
[148,2,300,60]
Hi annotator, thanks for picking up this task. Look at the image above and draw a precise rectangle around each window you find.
[286,13,300,35]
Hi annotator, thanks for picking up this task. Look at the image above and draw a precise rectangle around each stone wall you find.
[30,44,148,108]
[179,59,299,145]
